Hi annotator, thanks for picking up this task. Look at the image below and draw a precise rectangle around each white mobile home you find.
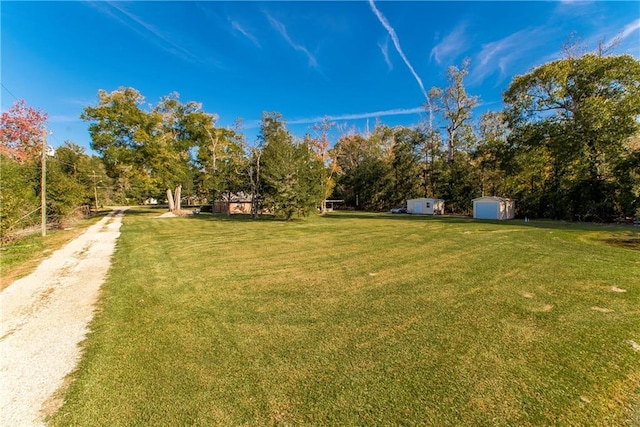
[472,196,515,220]
[407,198,445,215]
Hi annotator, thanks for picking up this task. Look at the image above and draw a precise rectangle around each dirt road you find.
[0,208,128,426]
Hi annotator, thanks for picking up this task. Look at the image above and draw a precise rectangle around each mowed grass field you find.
[50,209,639,426]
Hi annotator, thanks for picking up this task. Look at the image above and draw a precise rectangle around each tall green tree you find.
[309,118,337,214]
[389,126,422,207]
[429,59,479,164]
[350,155,392,211]
[332,128,392,211]
[332,133,367,209]
[0,154,39,239]
[81,88,153,204]
[82,88,210,212]
[504,53,640,220]
[432,153,478,214]
[51,142,106,209]
[150,93,209,212]
[247,143,262,219]
[43,155,86,221]
[472,111,510,197]
[415,122,443,198]
[259,112,324,220]
[427,59,480,213]
[196,123,248,207]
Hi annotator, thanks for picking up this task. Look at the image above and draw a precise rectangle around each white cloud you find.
[430,24,467,65]
[230,20,261,48]
[378,38,393,71]
[49,114,82,124]
[89,1,200,64]
[558,0,594,5]
[265,13,318,68]
[472,28,543,84]
[62,97,96,107]
[616,18,640,42]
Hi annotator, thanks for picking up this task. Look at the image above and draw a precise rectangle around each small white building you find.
[472,196,515,220]
[407,198,445,215]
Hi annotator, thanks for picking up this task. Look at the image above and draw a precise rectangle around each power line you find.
[1,83,19,101]
[49,132,62,145]
[47,157,84,169]
[2,82,65,147]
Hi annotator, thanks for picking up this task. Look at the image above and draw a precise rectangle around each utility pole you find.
[41,128,47,237]
[91,170,99,210]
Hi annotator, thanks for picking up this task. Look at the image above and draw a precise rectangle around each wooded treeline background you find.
[2,51,639,236]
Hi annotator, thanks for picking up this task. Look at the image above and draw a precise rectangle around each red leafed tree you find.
[0,100,48,163]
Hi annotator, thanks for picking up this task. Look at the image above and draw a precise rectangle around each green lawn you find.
[50,210,640,426]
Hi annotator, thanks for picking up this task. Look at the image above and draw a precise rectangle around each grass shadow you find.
[125,207,640,236]
[599,236,640,250]
[322,212,473,223]
[123,207,302,222]
[321,211,640,233]
[120,207,168,216]
[184,213,313,223]
[186,213,261,223]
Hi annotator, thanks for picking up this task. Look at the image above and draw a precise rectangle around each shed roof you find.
[408,197,444,202]
[472,196,514,202]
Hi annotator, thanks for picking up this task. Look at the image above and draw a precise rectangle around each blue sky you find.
[2,1,639,153]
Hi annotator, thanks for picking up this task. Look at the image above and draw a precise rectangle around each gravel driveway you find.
[0,208,128,426]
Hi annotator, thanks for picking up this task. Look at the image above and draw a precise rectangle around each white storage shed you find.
[472,196,515,220]
[407,198,445,215]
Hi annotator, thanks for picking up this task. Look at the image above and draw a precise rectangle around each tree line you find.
[78,90,328,220]
[0,101,113,241]
[332,53,640,221]
[2,50,639,233]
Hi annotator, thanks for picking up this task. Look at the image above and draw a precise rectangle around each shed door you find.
[414,202,423,214]
[475,202,496,219]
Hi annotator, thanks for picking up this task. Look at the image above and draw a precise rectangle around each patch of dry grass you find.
[0,211,109,290]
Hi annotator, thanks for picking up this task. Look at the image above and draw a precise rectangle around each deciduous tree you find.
[504,53,640,220]
[389,126,422,207]
[473,111,510,197]
[429,59,478,164]
[332,125,393,211]
[0,99,48,163]
[82,88,210,212]
[309,117,337,214]
[196,122,248,208]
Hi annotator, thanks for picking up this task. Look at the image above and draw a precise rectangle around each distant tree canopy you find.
[1,98,111,241]
[332,52,639,219]
[504,53,640,220]
[81,88,215,212]
[258,113,324,219]
[82,92,327,219]
[5,49,639,235]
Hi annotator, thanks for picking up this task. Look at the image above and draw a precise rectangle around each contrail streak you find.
[288,106,426,125]
[368,0,432,125]
[243,106,426,129]
[266,13,318,68]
